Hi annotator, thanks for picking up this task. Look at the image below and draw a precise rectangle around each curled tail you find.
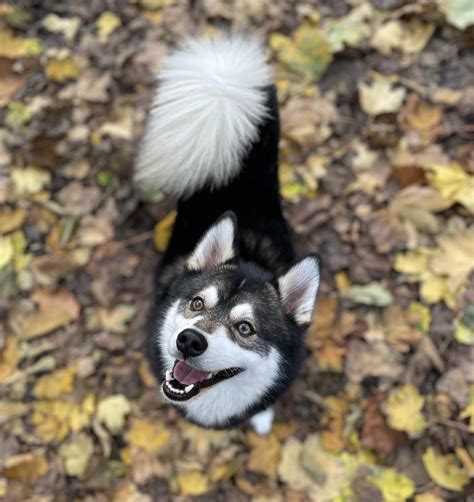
[134,35,271,197]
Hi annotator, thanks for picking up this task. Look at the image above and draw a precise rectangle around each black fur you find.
[146,85,314,428]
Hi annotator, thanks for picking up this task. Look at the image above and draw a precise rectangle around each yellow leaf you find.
[369,468,415,502]
[459,387,474,432]
[153,210,176,252]
[269,24,332,82]
[382,384,426,437]
[0,29,43,58]
[455,316,474,345]
[455,447,474,477]
[11,166,51,196]
[42,14,81,42]
[33,366,76,399]
[430,229,474,297]
[125,418,170,453]
[0,207,26,234]
[59,433,94,477]
[32,396,95,443]
[96,12,121,39]
[247,432,281,479]
[427,163,474,213]
[0,236,14,269]
[97,304,136,333]
[176,471,210,496]
[414,491,444,502]
[422,447,469,492]
[3,451,48,484]
[0,337,20,383]
[97,394,131,434]
[409,302,431,334]
[45,58,80,82]
[372,19,434,55]
[359,75,406,115]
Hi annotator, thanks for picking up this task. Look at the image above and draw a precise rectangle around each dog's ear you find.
[187,212,237,271]
[278,255,320,326]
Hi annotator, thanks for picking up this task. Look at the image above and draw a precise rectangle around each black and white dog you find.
[135,35,320,434]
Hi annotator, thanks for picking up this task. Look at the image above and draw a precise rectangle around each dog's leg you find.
[250,407,275,436]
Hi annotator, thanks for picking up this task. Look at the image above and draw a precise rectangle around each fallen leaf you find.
[382,384,426,438]
[369,468,415,502]
[0,29,43,58]
[269,24,332,82]
[59,433,94,477]
[154,210,176,252]
[422,447,469,492]
[0,236,14,269]
[0,206,26,234]
[247,431,281,479]
[45,57,80,82]
[322,3,372,52]
[436,0,474,30]
[359,76,406,115]
[342,282,393,307]
[0,337,20,383]
[125,418,170,453]
[371,19,434,55]
[459,388,474,432]
[3,451,48,484]
[97,394,131,434]
[33,366,76,399]
[0,401,29,425]
[10,166,51,196]
[176,471,210,496]
[96,11,122,40]
[42,14,81,41]
[427,163,474,213]
[98,304,136,333]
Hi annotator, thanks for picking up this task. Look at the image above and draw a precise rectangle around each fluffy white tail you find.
[134,35,271,197]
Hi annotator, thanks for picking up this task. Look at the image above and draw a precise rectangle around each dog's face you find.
[150,214,320,428]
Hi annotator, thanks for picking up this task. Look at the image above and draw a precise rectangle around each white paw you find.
[250,408,275,436]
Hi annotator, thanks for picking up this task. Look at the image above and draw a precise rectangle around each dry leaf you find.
[45,57,80,82]
[33,366,76,399]
[359,76,406,115]
[59,433,94,477]
[3,452,48,484]
[97,394,131,434]
[422,447,469,492]
[10,166,51,196]
[125,418,170,453]
[0,206,26,234]
[98,304,136,333]
[247,431,281,479]
[154,210,176,252]
[96,12,121,39]
[42,14,81,41]
[368,468,415,502]
[176,471,210,496]
[382,384,426,438]
[0,337,20,383]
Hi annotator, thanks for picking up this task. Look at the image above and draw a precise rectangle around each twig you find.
[429,416,471,433]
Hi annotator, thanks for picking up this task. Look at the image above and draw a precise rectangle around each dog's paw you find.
[250,408,275,436]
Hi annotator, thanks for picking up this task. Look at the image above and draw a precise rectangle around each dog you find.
[135,35,320,435]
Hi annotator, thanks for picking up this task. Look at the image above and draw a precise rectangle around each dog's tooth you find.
[166,370,172,381]
[185,384,194,393]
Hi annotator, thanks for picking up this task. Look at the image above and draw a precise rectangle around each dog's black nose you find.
[176,329,208,358]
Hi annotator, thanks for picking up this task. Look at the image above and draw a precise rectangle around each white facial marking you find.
[250,407,275,436]
[175,326,281,427]
[230,303,253,322]
[187,217,235,271]
[200,285,219,308]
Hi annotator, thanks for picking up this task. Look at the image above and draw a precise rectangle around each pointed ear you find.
[187,212,237,271]
[278,255,320,326]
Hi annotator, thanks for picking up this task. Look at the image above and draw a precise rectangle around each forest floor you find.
[0,0,473,500]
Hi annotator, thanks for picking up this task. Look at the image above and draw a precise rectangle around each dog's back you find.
[135,35,293,271]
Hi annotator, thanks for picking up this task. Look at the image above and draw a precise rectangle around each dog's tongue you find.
[174,361,210,385]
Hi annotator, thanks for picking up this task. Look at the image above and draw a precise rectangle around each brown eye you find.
[236,321,255,337]
[190,296,204,311]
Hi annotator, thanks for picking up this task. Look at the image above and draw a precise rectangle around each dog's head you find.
[151,213,320,428]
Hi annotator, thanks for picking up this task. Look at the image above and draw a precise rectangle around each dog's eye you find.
[190,296,204,311]
[236,321,255,337]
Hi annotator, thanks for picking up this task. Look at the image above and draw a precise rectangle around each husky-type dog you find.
[135,35,320,434]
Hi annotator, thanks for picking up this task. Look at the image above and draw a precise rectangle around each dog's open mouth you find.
[162,360,243,402]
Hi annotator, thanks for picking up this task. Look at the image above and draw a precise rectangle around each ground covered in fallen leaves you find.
[1,0,473,501]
